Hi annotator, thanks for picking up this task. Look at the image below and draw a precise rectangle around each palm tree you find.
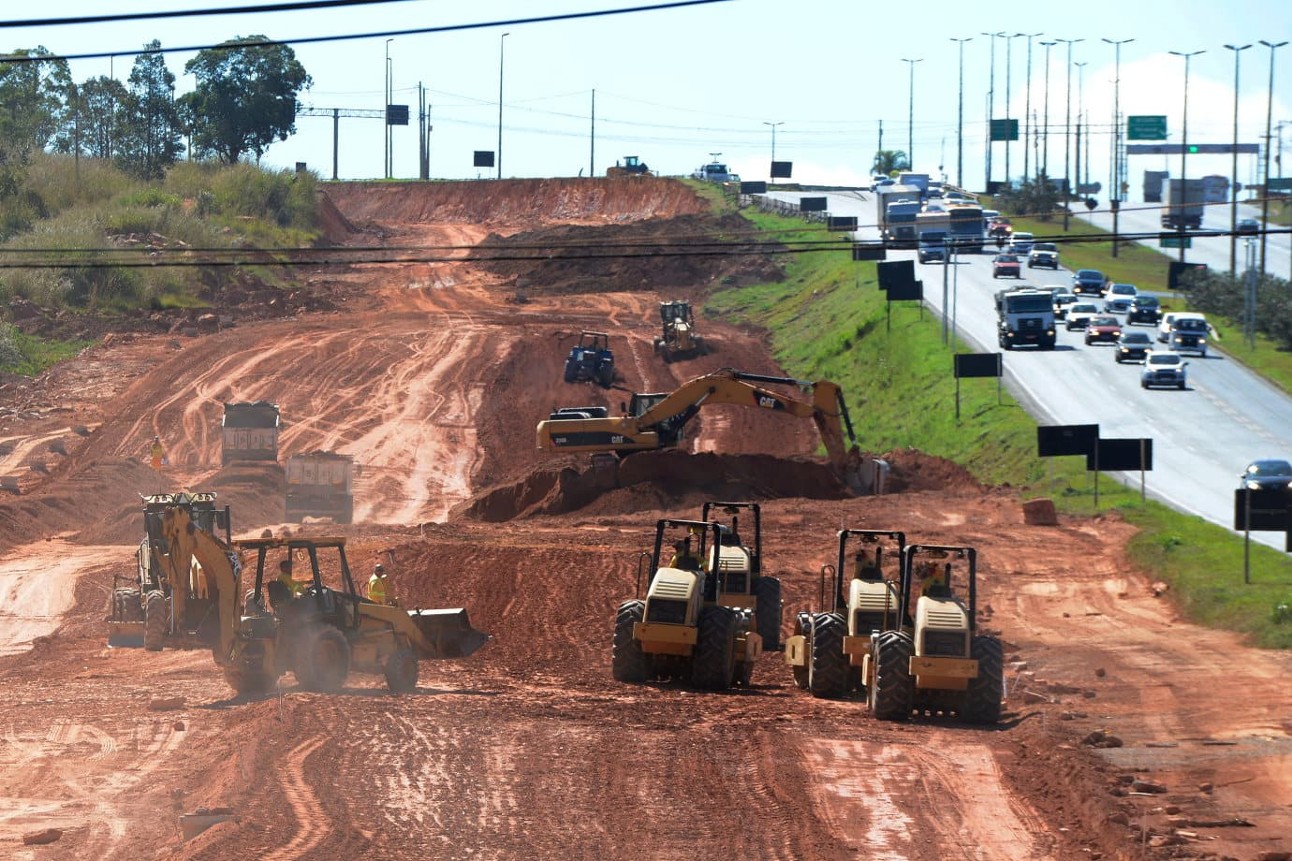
[871,150,910,176]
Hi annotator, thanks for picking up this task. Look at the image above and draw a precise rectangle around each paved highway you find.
[759,190,1292,550]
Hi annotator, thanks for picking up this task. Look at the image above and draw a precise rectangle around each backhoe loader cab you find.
[108,491,231,650]
[700,501,782,650]
[784,529,906,698]
[153,505,487,696]
[654,300,704,362]
[563,331,615,387]
[866,545,1003,723]
[611,519,761,690]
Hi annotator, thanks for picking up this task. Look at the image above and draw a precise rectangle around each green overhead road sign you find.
[1268,178,1292,192]
[990,119,1019,142]
[1128,115,1168,141]
[1159,234,1192,249]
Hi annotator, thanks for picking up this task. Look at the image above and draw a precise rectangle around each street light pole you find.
[950,37,972,190]
[1225,44,1252,277]
[1260,40,1287,274]
[1039,40,1056,179]
[384,38,393,179]
[1004,34,1020,187]
[1103,37,1134,258]
[901,58,923,168]
[1170,49,1205,264]
[1057,38,1083,230]
[762,121,783,179]
[1019,32,1041,182]
[1075,60,1087,201]
[497,31,509,180]
[983,32,1003,192]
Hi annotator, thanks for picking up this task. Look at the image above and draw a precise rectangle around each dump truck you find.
[563,331,615,387]
[867,544,1003,723]
[285,451,354,524]
[653,300,705,362]
[700,501,782,651]
[107,491,231,650]
[536,369,871,494]
[784,529,906,698]
[876,185,923,248]
[155,503,488,695]
[221,401,280,466]
[995,286,1058,350]
[612,519,760,690]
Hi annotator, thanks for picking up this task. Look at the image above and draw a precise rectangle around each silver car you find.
[1141,350,1188,390]
[1103,283,1138,314]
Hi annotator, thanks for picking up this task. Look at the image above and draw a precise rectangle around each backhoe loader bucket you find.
[107,620,145,648]
[408,608,489,659]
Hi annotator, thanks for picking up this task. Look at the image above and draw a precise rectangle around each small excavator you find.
[536,368,871,494]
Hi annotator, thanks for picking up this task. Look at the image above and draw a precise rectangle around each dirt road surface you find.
[0,178,1288,861]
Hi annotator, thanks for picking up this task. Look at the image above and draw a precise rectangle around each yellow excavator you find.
[155,504,487,695]
[536,369,869,493]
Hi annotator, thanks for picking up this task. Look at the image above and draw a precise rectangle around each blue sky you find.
[5,0,1290,198]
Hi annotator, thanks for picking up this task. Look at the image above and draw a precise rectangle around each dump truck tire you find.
[691,606,736,691]
[597,364,614,388]
[752,576,783,651]
[962,635,1005,724]
[143,590,168,651]
[384,647,419,694]
[563,360,577,383]
[295,627,351,692]
[224,668,276,696]
[808,612,849,699]
[611,600,647,683]
[733,613,755,687]
[790,613,811,689]
[869,630,914,721]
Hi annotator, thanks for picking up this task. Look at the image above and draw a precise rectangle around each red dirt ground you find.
[0,177,1288,861]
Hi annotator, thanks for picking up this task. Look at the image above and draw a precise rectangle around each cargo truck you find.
[995,287,1057,350]
[914,209,950,262]
[1161,179,1206,230]
[221,401,280,466]
[285,451,354,524]
[946,203,985,253]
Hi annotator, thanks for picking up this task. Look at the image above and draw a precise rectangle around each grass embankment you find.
[1006,208,1292,394]
[1,154,322,375]
[708,203,1292,648]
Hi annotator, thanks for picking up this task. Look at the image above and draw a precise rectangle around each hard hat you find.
[374,563,385,573]
[152,435,160,441]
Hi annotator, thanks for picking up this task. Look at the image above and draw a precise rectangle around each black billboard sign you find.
[1088,438,1153,472]
[954,353,1003,379]
[1037,424,1099,458]
[1233,488,1292,532]
[877,259,915,293]
[799,196,828,212]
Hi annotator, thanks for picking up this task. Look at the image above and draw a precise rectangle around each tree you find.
[0,47,72,195]
[181,36,311,164]
[53,76,129,159]
[871,150,910,177]
[119,42,183,179]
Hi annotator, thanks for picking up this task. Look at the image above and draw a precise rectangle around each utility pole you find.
[1039,41,1056,179]
[1225,44,1252,277]
[902,58,923,167]
[983,32,1004,191]
[1019,32,1042,182]
[950,37,973,189]
[1259,40,1287,274]
[1103,37,1134,258]
[1057,38,1083,230]
[1170,49,1205,264]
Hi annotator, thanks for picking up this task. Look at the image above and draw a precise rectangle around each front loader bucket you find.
[107,620,145,648]
[408,608,489,659]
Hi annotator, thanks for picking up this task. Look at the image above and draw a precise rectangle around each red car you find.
[1084,315,1123,345]
[992,253,1022,279]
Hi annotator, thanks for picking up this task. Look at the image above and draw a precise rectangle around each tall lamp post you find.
[384,38,393,179]
[1225,43,1252,277]
[1039,40,1056,179]
[901,58,923,168]
[950,37,972,189]
[1260,40,1288,274]
[1019,32,1042,182]
[983,32,1004,191]
[1169,49,1205,263]
[762,121,783,178]
[1057,38,1084,230]
[1074,60,1087,199]
[1004,34,1021,186]
[1103,37,1134,258]
[497,31,509,180]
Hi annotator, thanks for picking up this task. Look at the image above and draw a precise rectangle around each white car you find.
[1065,302,1100,330]
[1141,350,1188,390]
[1008,232,1035,255]
[1103,283,1138,314]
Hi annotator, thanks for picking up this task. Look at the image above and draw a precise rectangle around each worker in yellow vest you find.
[367,563,393,605]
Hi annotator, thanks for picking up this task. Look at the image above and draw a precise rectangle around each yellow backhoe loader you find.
[156,504,487,695]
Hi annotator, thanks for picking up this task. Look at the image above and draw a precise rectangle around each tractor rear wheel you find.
[961,635,1004,724]
[143,590,169,651]
[295,627,351,692]
[691,606,736,691]
[113,587,143,623]
[868,631,914,721]
[384,647,419,694]
[790,613,811,689]
[563,360,577,383]
[752,576,783,651]
[611,600,648,683]
[808,612,849,699]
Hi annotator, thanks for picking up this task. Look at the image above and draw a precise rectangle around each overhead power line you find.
[0,0,419,29]
[0,0,732,63]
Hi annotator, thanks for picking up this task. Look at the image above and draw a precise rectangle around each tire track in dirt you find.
[259,735,329,861]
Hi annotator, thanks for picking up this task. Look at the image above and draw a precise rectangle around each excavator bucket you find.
[407,608,489,659]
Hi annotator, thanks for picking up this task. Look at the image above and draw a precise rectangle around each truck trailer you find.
[1161,179,1206,230]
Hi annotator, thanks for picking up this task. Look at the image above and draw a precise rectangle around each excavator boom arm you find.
[158,507,243,663]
